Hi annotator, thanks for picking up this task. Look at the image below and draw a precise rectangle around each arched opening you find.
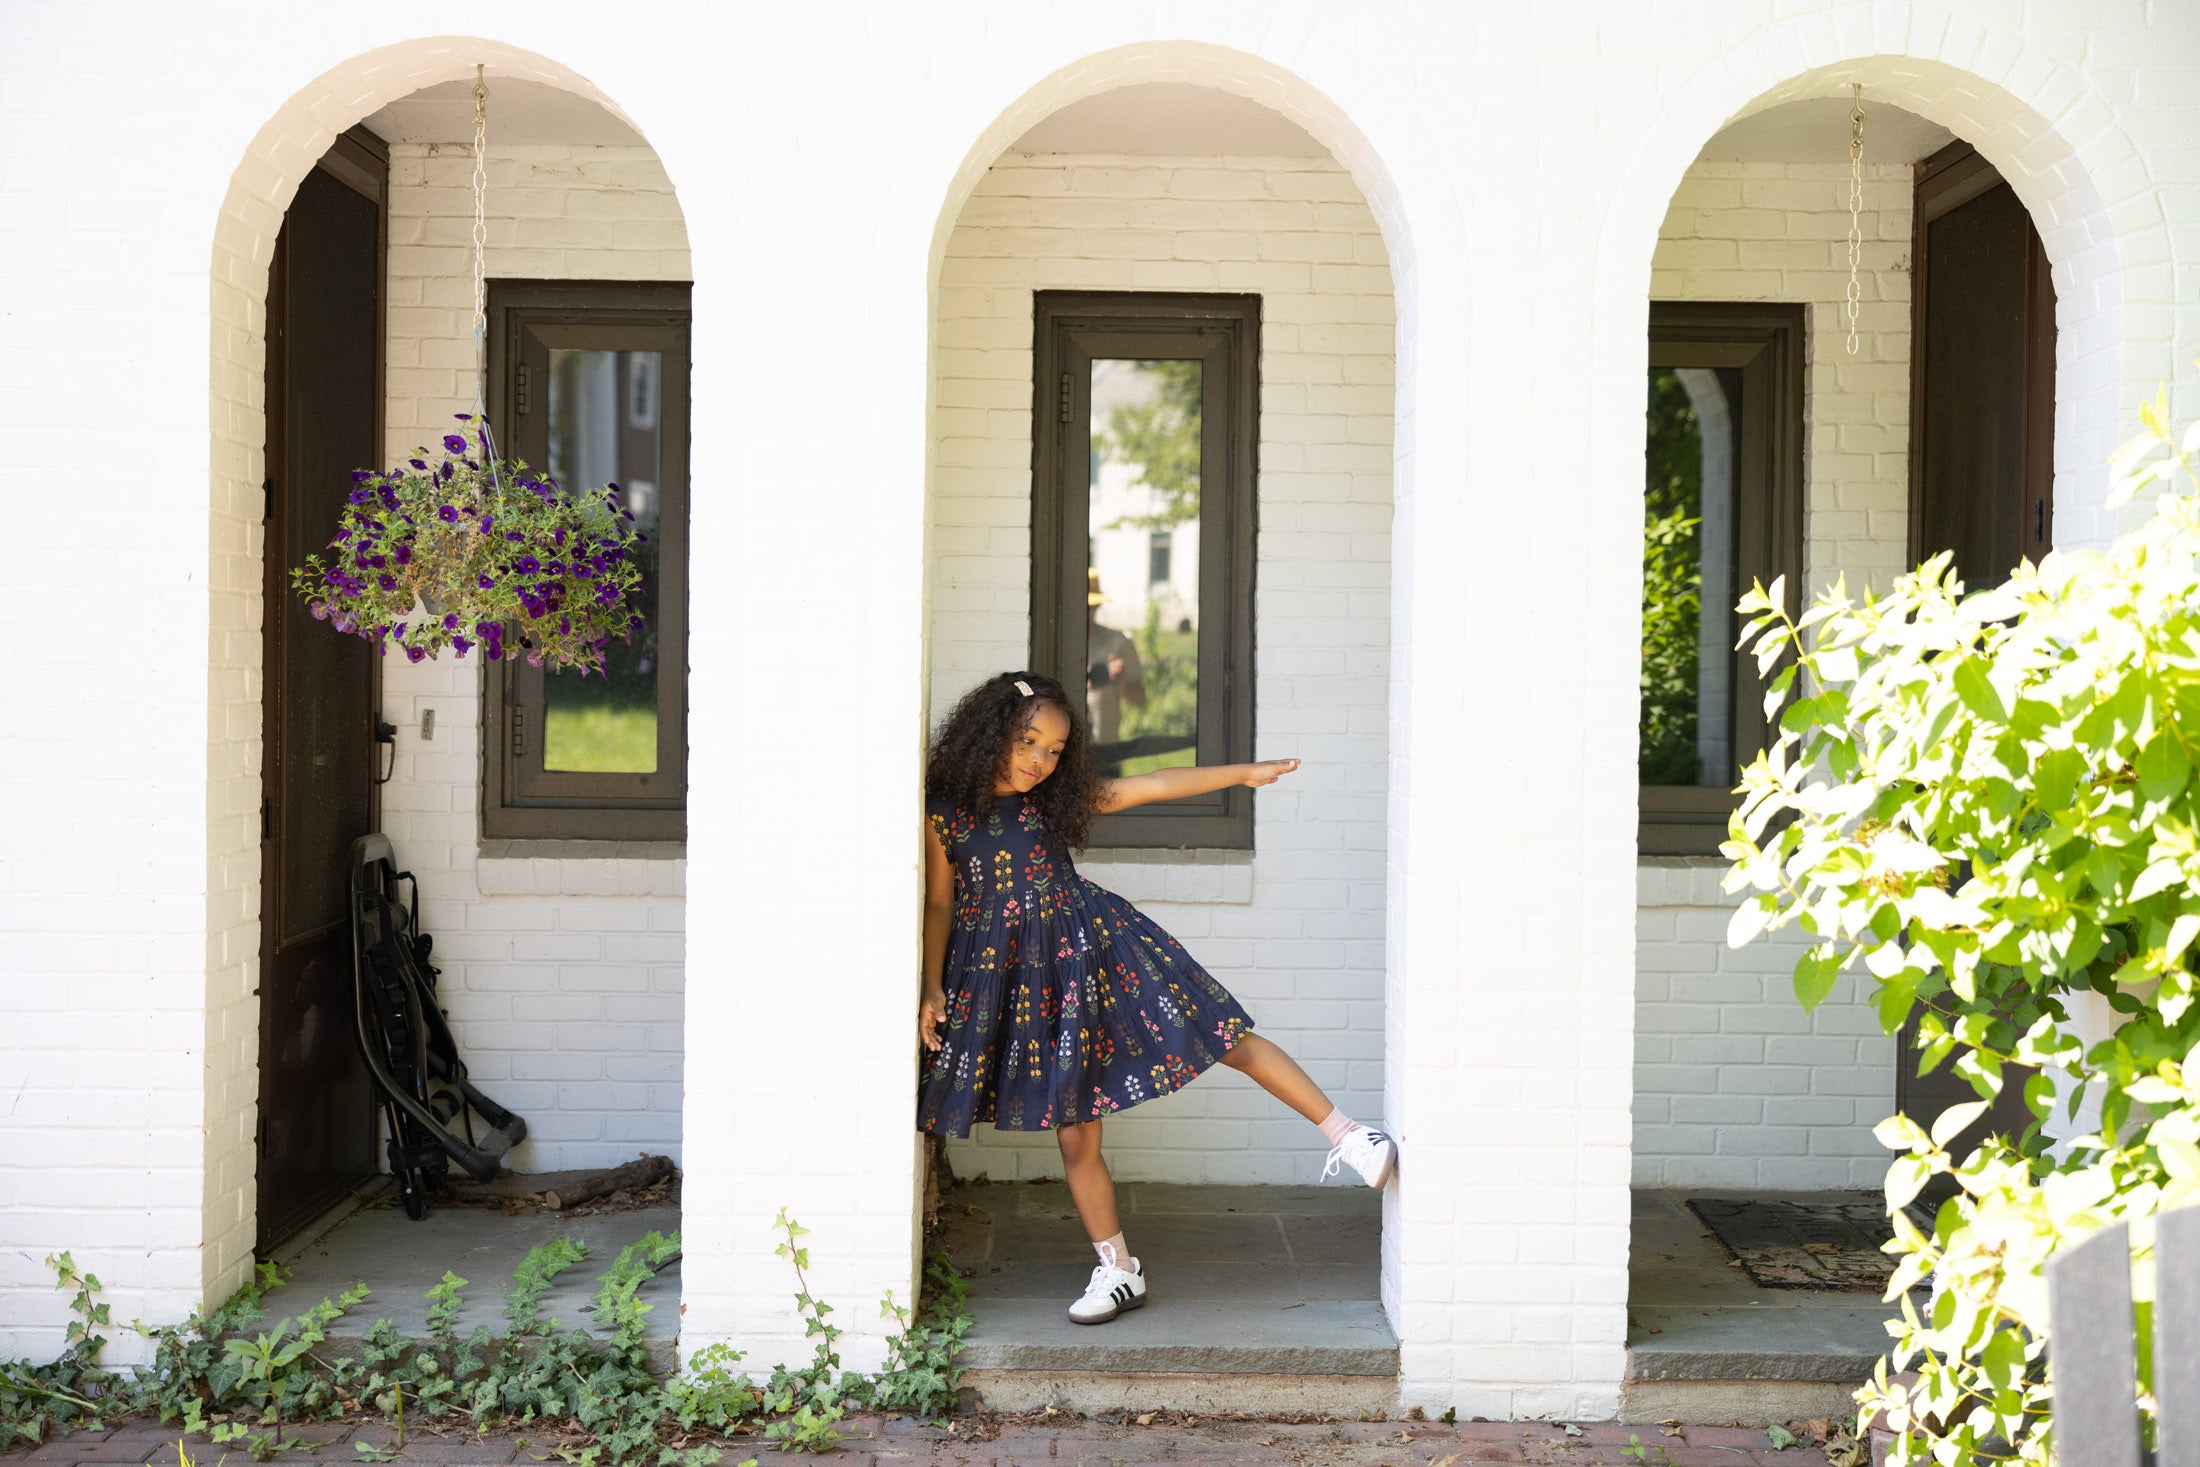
[208,42,691,1353]
[1622,66,2128,1423]
[919,52,1409,1410]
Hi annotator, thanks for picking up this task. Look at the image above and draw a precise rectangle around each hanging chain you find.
[1844,83,1865,357]
[470,65,490,412]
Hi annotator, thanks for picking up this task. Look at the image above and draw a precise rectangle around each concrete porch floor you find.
[254,1181,1897,1424]
[1623,1189,1900,1424]
[270,1189,683,1369]
[935,1179,1396,1413]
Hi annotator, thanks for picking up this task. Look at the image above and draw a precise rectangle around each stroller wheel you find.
[399,1178,429,1220]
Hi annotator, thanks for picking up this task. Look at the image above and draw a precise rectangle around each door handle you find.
[373,716,397,786]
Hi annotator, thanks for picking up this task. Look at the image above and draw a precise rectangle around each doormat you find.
[1685,1196,1916,1292]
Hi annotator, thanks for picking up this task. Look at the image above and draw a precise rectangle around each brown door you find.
[1910,139,2057,583]
[257,130,389,1253]
[1898,140,2055,1187]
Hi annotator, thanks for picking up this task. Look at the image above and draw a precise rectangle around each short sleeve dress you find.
[919,791,1255,1136]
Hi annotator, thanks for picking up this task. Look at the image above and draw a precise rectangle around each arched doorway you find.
[1620,63,2133,1423]
[918,46,1415,1410]
[211,43,694,1333]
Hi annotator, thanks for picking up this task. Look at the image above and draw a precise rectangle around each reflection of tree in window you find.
[1642,369,1705,786]
[1641,367,1739,788]
[1092,359,1200,772]
[543,349,664,774]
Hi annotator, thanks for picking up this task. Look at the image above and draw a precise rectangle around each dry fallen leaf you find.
[1137,1412,1156,1426]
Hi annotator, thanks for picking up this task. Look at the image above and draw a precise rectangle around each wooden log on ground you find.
[541,1153,677,1210]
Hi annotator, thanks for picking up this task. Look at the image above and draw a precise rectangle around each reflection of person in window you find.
[1085,570,1145,743]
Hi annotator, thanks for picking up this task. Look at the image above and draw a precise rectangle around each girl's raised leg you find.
[1217,1032,1399,1187]
[1216,1032,1332,1123]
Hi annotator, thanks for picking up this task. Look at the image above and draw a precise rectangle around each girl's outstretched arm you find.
[1097,758,1301,813]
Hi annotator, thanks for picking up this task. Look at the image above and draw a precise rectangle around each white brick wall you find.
[1631,159,1912,1188]
[928,150,1394,1185]
[2,0,2195,1419]
[379,141,691,1171]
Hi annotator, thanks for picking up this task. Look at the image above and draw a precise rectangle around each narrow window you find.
[1032,293,1259,849]
[483,281,690,842]
[1640,302,1804,856]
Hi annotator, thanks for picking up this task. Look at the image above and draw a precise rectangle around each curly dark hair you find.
[924,671,1101,848]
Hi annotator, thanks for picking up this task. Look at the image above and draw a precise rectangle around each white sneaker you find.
[1068,1252,1146,1325]
[1322,1125,1398,1188]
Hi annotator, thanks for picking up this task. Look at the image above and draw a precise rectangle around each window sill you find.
[1077,847,1254,905]
[476,840,685,898]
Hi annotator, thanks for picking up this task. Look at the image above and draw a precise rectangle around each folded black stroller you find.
[349,834,528,1219]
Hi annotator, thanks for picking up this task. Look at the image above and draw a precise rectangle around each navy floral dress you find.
[919,792,1255,1136]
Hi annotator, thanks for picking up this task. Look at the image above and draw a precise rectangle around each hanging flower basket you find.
[289,415,647,671]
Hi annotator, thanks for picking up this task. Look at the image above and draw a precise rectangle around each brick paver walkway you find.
[8,1411,1838,1466]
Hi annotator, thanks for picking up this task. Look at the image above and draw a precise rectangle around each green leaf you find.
[1954,658,2007,725]
[1930,1099,1990,1148]
[1728,896,1776,949]
[2139,731,2191,807]
[1792,946,1842,1011]
[1885,1154,1932,1210]
[1874,1113,1930,1151]
[1980,1328,2023,1392]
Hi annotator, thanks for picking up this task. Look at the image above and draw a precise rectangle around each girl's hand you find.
[1242,758,1301,788]
[919,986,949,1051]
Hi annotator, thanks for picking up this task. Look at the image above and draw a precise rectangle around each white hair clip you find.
[1014,679,1034,696]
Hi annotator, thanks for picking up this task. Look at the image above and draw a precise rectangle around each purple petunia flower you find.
[443,434,468,453]
[452,635,474,655]
[478,573,496,590]
[348,488,371,505]
[410,458,428,471]
[439,461,454,483]
[505,530,523,542]
[310,601,330,621]
[515,554,540,575]
[405,645,427,663]
[480,514,494,534]
[437,505,459,523]
[392,544,413,566]
[377,573,398,591]
[442,613,460,630]
[551,528,566,550]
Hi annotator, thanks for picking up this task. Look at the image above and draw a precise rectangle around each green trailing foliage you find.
[1724,390,2200,1465]
[1,1212,973,1465]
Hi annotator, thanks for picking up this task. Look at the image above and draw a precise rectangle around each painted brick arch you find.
[203,33,691,1336]
[1599,4,2178,550]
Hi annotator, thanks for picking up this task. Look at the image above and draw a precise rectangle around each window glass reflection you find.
[543,348,662,774]
[1642,366,1739,787]
[1088,359,1201,778]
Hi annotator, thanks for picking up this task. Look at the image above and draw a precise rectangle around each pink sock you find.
[1318,1108,1359,1145]
[1095,1232,1133,1271]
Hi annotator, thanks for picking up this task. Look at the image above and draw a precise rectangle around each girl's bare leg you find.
[1217,1033,1333,1125]
[1056,1120,1122,1243]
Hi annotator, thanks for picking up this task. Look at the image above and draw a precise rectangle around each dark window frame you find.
[1640,301,1805,857]
[1031,291,1260,850]
[482,280,691,843]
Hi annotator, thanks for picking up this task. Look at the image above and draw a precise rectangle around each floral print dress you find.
[919,792,1255,1136]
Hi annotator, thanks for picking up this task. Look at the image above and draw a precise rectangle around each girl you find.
[917,671,1398,1325]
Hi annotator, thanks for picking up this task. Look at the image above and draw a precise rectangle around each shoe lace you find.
[1321,1139,1349,1181]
